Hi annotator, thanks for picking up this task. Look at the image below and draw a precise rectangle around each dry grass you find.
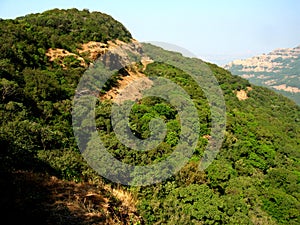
[77,41,108,61]
[46,48,87,68]
[0,170,143,225]
[105,185,137,214]
[100,64,153,103]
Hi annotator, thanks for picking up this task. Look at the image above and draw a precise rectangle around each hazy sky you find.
[0,0,299,65]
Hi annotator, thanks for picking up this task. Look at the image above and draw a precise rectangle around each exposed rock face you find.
[46,39,144,69]
[101,65,153,104]
[81,39,154,104]
[46,48,87,68]
[47,39,154,103]
[78,39,144,69]
[225,46,300,73]
[224,45,300,105]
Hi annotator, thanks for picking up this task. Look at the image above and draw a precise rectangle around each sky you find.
[0,0,299,65]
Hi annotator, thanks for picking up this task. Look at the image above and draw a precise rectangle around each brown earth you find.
[100,64,153,104]
[0,170,142,225]
[235,87,253,101]
[46,48,87,68]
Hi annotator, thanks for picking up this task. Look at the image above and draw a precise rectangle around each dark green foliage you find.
[95,98,177,166]
[0,8,132,72]
[132,45,300,225]
[0,8,131,177]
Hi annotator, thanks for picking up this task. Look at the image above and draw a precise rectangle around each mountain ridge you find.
[224,45,300,105]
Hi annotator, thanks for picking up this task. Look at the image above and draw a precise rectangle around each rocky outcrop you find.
[46,48,87,68]
[46,39,145,69]
[224,46,300,73]
[224,45,300,105]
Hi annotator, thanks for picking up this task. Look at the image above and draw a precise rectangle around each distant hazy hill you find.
[224,46,300,105]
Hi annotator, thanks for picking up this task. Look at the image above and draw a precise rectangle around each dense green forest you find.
[134,50,300,224]
[0,9,299,225]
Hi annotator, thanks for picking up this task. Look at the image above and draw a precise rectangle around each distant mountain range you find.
[224,45,300,105]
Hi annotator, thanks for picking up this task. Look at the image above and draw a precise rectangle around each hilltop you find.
[0,9,299,225]
[224,45,300,105]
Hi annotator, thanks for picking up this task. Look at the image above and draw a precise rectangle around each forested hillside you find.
[0,8,141,225]
[135,45,300,224]
[0,9,299,225]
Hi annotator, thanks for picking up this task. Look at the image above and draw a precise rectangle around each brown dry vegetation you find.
[100,64,153,104]
[46,48,87,68]
[0,171,142,225]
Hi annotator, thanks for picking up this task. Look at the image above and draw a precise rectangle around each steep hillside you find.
[130,44,300,225]
[224,45,300,105]
[0,8,142,225]
[0,9,299,225]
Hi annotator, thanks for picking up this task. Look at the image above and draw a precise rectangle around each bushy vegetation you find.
[0,9,299,225]
[131,57,300,224]
[0,9,136,224]
[0,8,131,174]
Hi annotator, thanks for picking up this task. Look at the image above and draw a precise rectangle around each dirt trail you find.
[101,62,153,104]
